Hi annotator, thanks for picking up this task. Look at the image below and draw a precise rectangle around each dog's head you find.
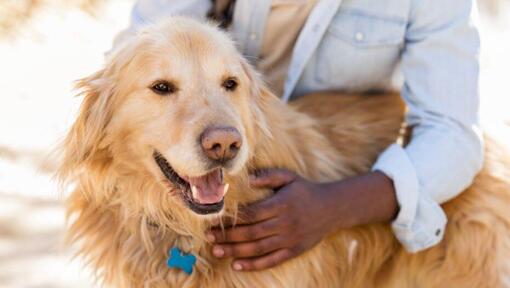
[61,18,272,218]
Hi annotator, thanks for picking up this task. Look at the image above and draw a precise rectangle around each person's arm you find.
[207,169,398,271]
[112,0,211,48]
[129,0,211,28]
[373,0,483,252]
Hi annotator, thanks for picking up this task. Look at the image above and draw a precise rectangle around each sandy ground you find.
[0,1,509,287]
[0,2,133,287]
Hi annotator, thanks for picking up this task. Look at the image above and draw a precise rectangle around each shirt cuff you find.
[372,143,447,253]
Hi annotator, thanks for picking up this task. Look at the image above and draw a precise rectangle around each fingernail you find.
[233,262,243,271]
[213,246,224,257]
[206,233,215,242]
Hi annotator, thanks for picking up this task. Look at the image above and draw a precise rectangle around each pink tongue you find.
[187,170,225,204]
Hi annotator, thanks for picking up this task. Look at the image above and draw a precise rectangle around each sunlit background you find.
[0,1,508,287]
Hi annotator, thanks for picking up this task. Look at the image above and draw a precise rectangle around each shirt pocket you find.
[314,8,406,90]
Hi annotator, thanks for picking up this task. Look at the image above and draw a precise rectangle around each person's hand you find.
[206,169,398,272]
[206,169,351,271]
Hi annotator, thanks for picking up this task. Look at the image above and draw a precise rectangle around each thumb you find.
[249,169,297,189]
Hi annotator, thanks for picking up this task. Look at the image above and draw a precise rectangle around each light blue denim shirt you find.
[126,0,483,253]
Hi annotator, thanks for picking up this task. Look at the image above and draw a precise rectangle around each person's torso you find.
[231,0,410,100]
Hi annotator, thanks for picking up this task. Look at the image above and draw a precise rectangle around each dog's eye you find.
[222,78,238,91]
[151,81,177,95]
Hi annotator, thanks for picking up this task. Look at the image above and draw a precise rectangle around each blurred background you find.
[0,1,508,287]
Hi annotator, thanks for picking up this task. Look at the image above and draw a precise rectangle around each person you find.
[123,0,483,272]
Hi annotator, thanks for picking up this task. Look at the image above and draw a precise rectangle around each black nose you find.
[200,126,242,162]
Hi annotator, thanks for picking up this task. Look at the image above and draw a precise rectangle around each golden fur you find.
[57,18,510,287]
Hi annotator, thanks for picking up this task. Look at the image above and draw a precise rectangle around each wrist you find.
[319,172,399,231]
[315,181,360,231]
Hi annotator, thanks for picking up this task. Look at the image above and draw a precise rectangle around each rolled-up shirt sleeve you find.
[372,0,483,253]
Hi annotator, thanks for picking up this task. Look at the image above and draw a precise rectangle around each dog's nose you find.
[200,126,242,162]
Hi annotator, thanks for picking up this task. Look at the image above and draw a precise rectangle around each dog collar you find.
[167,247,197,275]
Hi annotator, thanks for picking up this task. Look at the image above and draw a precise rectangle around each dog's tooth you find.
[191,185,199,198]
[223,183,230,195]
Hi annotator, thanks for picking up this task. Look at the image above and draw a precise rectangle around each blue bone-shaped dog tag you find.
[167,247,197,275]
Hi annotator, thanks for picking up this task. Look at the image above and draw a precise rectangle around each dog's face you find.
[68,19,266,216]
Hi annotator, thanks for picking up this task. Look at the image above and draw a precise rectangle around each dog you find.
[57,17,510,287]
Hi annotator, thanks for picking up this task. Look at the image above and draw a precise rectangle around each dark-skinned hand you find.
[207,168,398,272]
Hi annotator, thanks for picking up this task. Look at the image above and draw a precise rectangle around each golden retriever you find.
[57,17,510,287]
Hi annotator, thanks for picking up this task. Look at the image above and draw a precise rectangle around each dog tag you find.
[167,247,197,275]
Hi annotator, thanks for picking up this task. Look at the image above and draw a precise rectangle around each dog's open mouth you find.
[153,151,227,215]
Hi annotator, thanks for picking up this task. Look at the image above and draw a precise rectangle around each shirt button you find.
[250,33,257,41]
[355,32,364,41]
[435,229,441,236]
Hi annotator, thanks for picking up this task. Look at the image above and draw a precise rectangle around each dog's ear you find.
[61,69,116,172]
[59,34,145,177]
[239,57,275,138]
[239,58,265,97]
[239,56,281,103]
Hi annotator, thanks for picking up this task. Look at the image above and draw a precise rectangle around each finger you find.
[250,169,296,189]
[209,197,280,230]
[209,218,280,243]
[214,216,234,228]
[212,235,283,258]
[235,196,283,225]
[232,248,295,271]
